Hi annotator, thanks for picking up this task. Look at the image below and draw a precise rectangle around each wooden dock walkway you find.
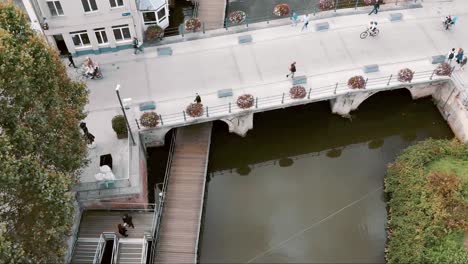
[154,123,212,263]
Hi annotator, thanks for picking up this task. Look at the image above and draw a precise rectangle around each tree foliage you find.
[384,139,468,264]
[0,3,88,263]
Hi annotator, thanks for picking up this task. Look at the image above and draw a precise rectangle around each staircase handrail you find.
[141,234,151,264]
[92,233,106,264]
[149,129,177,263]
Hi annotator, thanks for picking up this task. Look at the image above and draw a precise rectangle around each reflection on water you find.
[200,90,453,263]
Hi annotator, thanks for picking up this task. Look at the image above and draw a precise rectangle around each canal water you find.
[199,90,453,263]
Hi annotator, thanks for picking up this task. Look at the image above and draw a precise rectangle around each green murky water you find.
[199,90,453,263]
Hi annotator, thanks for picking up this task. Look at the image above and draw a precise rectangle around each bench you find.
[292,76,307,85]
[315,22,329,31]
[389,13,403,22]
[363,64,379,73]
[238,35,252,44]
[217,89,233,98]
[157,47,173,56]
[431,55,446,64]
[139,101,156,111]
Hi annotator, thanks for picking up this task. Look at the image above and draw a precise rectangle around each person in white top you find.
[302,14,310,31]
[369,21,377,32]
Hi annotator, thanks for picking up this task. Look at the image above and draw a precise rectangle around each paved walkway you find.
[75,0,468,146]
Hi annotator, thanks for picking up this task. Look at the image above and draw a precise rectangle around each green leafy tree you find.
[0,2,88,263]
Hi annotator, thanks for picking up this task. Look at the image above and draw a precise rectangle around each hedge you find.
[384,139,468,264]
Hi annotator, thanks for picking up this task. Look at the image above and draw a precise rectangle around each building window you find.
[70,30,91,47]
[81,0,98,13]
[109,0,124,8]
[142,7,167,26]
[94,28,108,44]
[47,1,64,16]
[157,7,166,23]
[142,12,157,25]
[112,25,131,41]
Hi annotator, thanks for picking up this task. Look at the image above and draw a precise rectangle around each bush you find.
[273,4,290,17]
[397,68,414,83]
[289,85,307,99]
[435,62,452,76]
[347,75,366,89]
[236,94,254,109]
[229,11,246,24]
[140,112,159,128]
[319,0,335,10]
[186,103,204,117]
[145,25,164,41]
[185,18,201,31]
[111,115,128,139]
[384,139,468,264]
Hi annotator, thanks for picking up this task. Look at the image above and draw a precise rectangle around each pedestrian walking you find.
[447,48,456,64]
[369,1,380,15]
[460,56,467,70]
[133,37,143,54]
[286,62,296,78]
[291,12,299,27]
[118,224,128,237]
[67,53,76,68]
[122,214,135,229]
[455,48,464,64]
[194,93,201,104]
[301,14,309,31]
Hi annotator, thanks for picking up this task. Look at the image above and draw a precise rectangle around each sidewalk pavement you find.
[75,0,468,140]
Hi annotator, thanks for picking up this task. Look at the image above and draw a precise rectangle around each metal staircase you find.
[115,238,147,264]
[70,238,99,264]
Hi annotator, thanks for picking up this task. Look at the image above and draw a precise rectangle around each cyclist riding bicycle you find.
[369,21,378,33]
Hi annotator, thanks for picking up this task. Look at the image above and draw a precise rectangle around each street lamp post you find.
[115,84,136,146]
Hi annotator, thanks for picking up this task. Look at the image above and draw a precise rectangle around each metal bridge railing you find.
[140,67,450,131]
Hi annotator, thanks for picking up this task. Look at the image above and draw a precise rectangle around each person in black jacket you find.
[369,1,381,15]
[122,214,135,228]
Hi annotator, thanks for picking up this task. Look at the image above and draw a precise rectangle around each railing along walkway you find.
[154,123,212,263]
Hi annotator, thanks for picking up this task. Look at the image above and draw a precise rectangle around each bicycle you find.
[360,28,380,39]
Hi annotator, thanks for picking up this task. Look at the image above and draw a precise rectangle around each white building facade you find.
[21,0,169,56]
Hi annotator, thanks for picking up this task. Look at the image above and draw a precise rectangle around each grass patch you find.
[427,157,468,181]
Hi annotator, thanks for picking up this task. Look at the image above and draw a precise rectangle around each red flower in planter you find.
[435,62,452,76]
[186,103,204,117]
[319,0,335,11]
[348,75,366,89]
[397,68,414,83]
[273,4,290,17]
[140,111,160,128]
[185,18,201,31]
[289,85,307,99]
[236,94,254,109]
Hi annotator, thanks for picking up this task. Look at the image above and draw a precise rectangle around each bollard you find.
[180,23,184,38]
[364,78,369,88]
[203,22,205,34]
[335,0,338,13]
[246,17,249,28]
[307,87,312,99]
[135,118,140,129]
[387,74,392,86]
[334,82,338,94]
[355,0,359,10]
[225,18,229,30]
[281,92,285,104]
[314,5,317,16]
[255,97,258,108]
[229,102,231,113]
[159,114,163,126]
[206,106,209,117]
[183,110,186,121]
